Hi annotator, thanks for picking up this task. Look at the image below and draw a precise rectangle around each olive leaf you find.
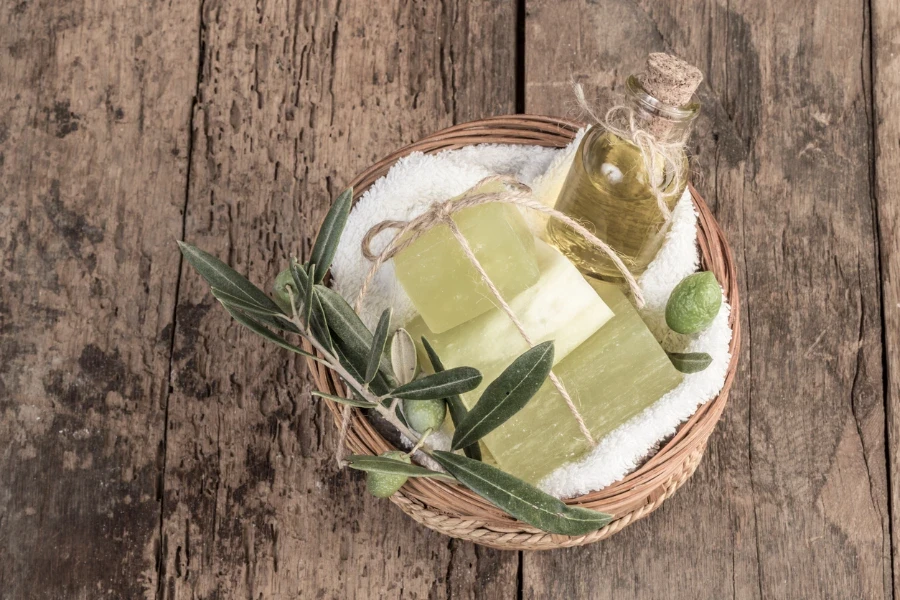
[346,454,456,482]
[288,262,333,352]
[315,285,371,351]
[311,391,373,408]
[432,451,612,536]
[391,367,482,401]
[390,329,418,386]
[303,264,316,327]
[180,242,297,333]
[365,308,392,384]
[220,301,322,362]
[422,337,481,461]
[308,298,334,353]
[332,341,367,384]
[421,337,469,423]
[179,242,284,314]
[211,287,283,317]
[316,285,394,386]
[324,335,391,397]
[290,260,310,296]
[451,341,554,452]
[309,187,353,284]
[334,339,393,396]
[667,351,713,373]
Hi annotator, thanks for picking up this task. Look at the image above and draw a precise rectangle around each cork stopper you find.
[636,53,703,107]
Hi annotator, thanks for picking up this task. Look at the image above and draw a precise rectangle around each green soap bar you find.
[406,239,614,404]
[480,279,684,485]
[393,182,540,333]
[415,277,682,486]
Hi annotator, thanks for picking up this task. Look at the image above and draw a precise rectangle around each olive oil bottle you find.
[548,54,702,280]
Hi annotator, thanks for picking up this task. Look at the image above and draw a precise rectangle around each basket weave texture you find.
[305,115,741,550]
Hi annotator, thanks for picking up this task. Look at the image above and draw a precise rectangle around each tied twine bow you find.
[334,174,646,463]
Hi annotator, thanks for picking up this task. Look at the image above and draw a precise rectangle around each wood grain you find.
[873,0,900,596]
[524,0,889,598]
[157,1,518,598]
[1,0,898,597]
[0,0,199,598]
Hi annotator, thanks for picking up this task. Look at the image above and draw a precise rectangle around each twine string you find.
[357,176,644,309]
[335,404,353,467]
[342,174,646,453]
[442,216,596,446]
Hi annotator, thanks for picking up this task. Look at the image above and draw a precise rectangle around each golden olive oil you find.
[548,58,702,280]
[547,127,687,280]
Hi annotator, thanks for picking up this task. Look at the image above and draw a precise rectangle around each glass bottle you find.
[547,60,701,281]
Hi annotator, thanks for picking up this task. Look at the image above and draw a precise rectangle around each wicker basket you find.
[305,115,741,550]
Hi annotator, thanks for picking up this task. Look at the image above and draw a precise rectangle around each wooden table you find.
[2,0,898,597]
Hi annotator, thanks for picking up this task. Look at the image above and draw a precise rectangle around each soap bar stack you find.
[404,239,615,404]
[395,183,682,484]
[470,279,682,484]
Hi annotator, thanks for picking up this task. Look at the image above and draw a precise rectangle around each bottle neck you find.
[622,75,699,144]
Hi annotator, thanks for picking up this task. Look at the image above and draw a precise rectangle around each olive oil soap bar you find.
[393,182,540,333]
[479,278,684,485]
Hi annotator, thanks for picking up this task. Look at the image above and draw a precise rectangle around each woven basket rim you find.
[306,114,741,550]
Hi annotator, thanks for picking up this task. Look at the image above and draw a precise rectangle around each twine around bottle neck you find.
[574,83,690,220]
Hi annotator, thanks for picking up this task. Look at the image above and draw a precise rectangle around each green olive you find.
[366,451,411,498]
[272,268,296,313]
[665,271,722,334]
[402,398,446,434]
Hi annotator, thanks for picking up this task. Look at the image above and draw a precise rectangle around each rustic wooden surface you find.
[0,0,896,598]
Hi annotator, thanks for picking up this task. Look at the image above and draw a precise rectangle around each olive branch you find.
[177,186,612,536]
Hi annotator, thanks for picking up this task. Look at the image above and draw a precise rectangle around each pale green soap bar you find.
[393,182,540,334]
[406,239,614,404]
[479,279,683,486]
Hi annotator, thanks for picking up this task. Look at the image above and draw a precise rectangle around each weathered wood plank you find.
[524,0,888,598]
[0,0,200,598]
[872,0,900,595]
[159,1,518,598]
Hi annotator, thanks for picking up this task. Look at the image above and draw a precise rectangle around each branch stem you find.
[285,283,429,452]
